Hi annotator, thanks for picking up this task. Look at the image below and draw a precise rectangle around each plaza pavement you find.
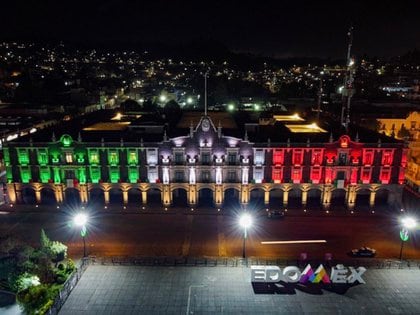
[59,265,420,315]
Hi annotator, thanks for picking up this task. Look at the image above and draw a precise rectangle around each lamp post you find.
[239,213,252,258]
[399,217,416,260]
[74,213,88,257]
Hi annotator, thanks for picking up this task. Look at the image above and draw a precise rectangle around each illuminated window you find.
[78,168,87,184]
[273,149,284,165]
[253,167,263,183]
[20,167,31,183]
[108,151,119,165]
[311,167,321,183]
[272,167,282,183]
[65,152,73,163]
[361,168,371,184]
[39,167,50,183]
[109,167,120,183]
[37,150,48,166]
[311,149,322,165]
[147,149,158,165]
[89,167,100,183]
[148,167,158,183]
[292,167,302,183]
[292,150,303,165]
[128,151,138,165]
[89,150,99,164]
[380,168,391,184]
[254,149,264,165]
[18,149,30,165]
[381,150,393,165]
[363,149,374,165]
[128,167,139,183]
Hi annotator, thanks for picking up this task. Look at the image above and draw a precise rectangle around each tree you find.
[40,229,51,251]
[397,125,411,139]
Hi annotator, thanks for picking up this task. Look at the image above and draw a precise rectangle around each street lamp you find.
[239,213,252,258]
[399,217,416,260]
[74,213,88,257]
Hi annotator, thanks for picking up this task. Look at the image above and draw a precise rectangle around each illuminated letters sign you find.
[251,264,366,290]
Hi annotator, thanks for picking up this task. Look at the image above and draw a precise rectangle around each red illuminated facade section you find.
[269,135,405,186]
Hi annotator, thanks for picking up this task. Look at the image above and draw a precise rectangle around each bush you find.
[17,283,62,315]
[13,272,40,292]
[57,263,65,271]
[66,259,76,274]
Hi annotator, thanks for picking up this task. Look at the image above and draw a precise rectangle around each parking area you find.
[59,265,420,314]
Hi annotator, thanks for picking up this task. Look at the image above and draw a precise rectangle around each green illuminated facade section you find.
[37,149,48,166]
[53,167,61,184]
[3,148,10,166]
[88,149,100,165]
[108,150,119,166]
[60,135,73,147]
[128,167,139,183]
[109,167,120,183]
[77,168,87,184]
[39,167,50,183]
[89,167,101,183]
[18,149,30,165]
[20,167,31,183]
[127,149,138,165]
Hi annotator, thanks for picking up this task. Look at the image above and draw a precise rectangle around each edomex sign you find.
[251,264,366,291]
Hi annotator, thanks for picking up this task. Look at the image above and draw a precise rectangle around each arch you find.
[269,188,283,207]
[22,186,36,205]
[307,189,322,209]
[223,188,240,208]
[331,188,346,207]
[65,188,81,206]
[147,188,162,205]
[128,188,142,205]
[355,188,371,210]
[109,187,123,204]
[40,187,56,205]
[249,187,265,211]
[198,188,214,207]
[88,187,105,207]
[375,189,389,207]
[288,188,302,208]
[172,188,188,207]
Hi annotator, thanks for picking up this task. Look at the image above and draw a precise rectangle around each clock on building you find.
[202,118,210,132]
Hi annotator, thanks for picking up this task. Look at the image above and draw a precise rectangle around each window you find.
[338,152,347,165]
[128,151,138,165]
[109,167,120,183]
[363,149,374,165]
[148,167,158,183]
[175,171,184,182]
[18,149,30,165]
[128,167,139,183]
[272,149,284,165]
[381,150,393,165]
[310,167,321,183]
[89,151,99,165]
[361,168,371,184]
[65,152,73,163]
[292,167,302,183]
[174,152,184,164]
[146,149,158,165]
[272,167,282,183]
[380,168,391,184]
[254,149,264,165]
[39,167,50,183]
[90,167,101,183]
[312,149,322,165]
[228,153,237,165]
[108,151,119,165]
[37,150,48,166]
[227,171,236,182]
[201,153,211,165]
[202,171,211,182]
[292,150,303,165]
[253,167,263,183]
[20,167,31,183]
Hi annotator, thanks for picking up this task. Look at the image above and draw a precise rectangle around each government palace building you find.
[3,110,408,211]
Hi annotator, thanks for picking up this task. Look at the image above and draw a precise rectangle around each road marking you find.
[186,284,206,315]
[261,240,327,245]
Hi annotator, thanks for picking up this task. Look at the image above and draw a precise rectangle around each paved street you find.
[0,205,419,260]
[59,265,420,314]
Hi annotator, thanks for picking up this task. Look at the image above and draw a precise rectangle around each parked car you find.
[267,209,285,219]
[349,247,376,257]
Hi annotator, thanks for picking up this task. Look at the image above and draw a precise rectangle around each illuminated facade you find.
[4,116,407,210]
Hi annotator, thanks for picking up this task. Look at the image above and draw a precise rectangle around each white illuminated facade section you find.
[163,167,169,184]
[254,149,265,166]
[189,167,196,184]
[253,167,264,183]
[216,167,222,184]
[148,167,158,183]
[146,148,158,165]
[242,167,249,184]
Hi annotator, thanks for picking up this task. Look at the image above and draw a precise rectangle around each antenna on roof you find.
[204,70,209,116]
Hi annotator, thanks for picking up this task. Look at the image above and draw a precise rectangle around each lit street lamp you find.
[399,217,416,260]
[74,213,88,257]
[239,213,252,258]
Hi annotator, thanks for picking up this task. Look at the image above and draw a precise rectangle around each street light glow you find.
[239,214,252,229]
[401,217,416,230]
[74,213,88,227]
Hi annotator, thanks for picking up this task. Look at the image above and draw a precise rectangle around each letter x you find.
[347,267,366,284]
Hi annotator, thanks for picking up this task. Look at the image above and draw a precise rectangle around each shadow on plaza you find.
[252,282,360,295]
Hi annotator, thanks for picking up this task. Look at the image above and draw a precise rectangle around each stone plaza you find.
[59,264,420,314]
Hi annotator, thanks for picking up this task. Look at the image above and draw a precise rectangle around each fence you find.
[46,257,90,315]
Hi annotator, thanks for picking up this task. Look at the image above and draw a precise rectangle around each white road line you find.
[186,284,206,315]
[261,240,327,245]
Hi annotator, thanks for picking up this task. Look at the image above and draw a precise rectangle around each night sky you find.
[1,0,420,58]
